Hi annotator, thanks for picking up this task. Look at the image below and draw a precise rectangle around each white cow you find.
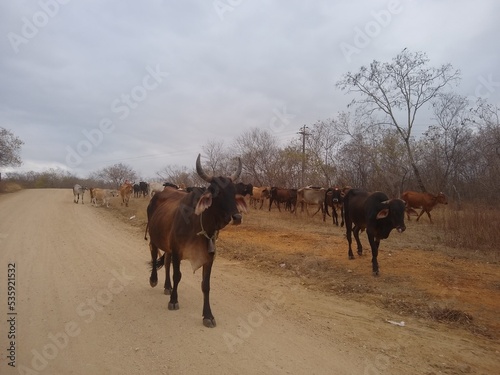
[90,188,114,207]
[73,184,87,204]
[148,182,164,197]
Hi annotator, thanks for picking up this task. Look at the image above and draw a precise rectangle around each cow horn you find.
[230,157,242,181]
[196,154,213,183]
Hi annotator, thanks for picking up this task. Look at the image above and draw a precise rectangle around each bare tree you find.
[0,128,24,168]
[233,128,281,186]
[305,119,342,186]
[95,163,138,188]
[469,100,500,201]
[336,49,461,192]
[156,165,194,187]
[473,99,500,157]
[419,93,473,192]
[202,139,228,176]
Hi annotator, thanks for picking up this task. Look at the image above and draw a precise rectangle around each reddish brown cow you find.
[148,154,247,328]
[401,191,448,223]
[119,182,133,207]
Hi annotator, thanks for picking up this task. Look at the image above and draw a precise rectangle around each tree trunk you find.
[405,140,427,193]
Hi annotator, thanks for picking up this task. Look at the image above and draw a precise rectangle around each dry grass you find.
[438,203,500,256]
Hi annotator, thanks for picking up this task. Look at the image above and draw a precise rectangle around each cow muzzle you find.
[397,225,406,233]
[231,213,242,225]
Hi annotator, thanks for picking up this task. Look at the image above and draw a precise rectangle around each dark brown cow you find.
[268,187,297,212]
[148,154,247,328]
[323,186,344,226]
[401,191,448,223]
[344,189,417,275]
[235,182,253,197]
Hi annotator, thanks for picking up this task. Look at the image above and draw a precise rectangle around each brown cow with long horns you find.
[148,154,247,328]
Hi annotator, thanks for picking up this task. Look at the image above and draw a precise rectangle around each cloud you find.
[1,0,499,178]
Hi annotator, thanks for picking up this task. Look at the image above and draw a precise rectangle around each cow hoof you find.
[349,255,355,260]
[168,302,179,310]
[149,279,157,288]
[203,318,216,328]
[357,251,363,256]
[373,270,379,276]
[164,288,172,295]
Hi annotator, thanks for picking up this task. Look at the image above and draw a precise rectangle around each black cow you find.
[139,181,149,197]
[148,154,247,327]
[235,182,253,197]
[324,187,344,226]
[269,187,297,212]
[343,189,417,275]
[133,183,141,198]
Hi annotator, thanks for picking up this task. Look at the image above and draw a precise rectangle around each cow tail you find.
[155,254,165,270]
[144,222,149,241]
[149,253,165,271]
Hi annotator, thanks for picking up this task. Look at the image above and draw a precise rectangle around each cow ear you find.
[195,192,212,215]
[376,208,389,219]
[235,194,248,213]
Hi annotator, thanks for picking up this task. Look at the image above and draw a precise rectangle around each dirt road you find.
[0,189,498,374]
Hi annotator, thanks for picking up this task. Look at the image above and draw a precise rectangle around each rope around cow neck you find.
[197,212,219,248]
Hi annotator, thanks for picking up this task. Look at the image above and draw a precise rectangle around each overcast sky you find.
[2,0,499,179]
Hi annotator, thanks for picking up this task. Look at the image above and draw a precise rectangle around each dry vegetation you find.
[0,181,22,194]
[438,203,500,253]
[97,194,500,341]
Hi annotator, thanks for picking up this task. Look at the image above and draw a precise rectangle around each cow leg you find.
[340,206,344,227]
[332,207,338,226]
[346,223,355,260]
[163,253,172,295]
[311,205,322,217]
[416,208,426,222]
[201,253,216,328]
[426,210,433,224]
[149,243,159,287]
[353,226,363,256]
[367,234,380,276]
[168,252,181,311]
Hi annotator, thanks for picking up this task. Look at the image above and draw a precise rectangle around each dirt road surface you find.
[0,189,498,374]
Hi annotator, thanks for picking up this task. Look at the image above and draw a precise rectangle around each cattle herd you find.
[71,155,449,327]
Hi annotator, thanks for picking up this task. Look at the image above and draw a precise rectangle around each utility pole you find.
[298,125,310,187]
